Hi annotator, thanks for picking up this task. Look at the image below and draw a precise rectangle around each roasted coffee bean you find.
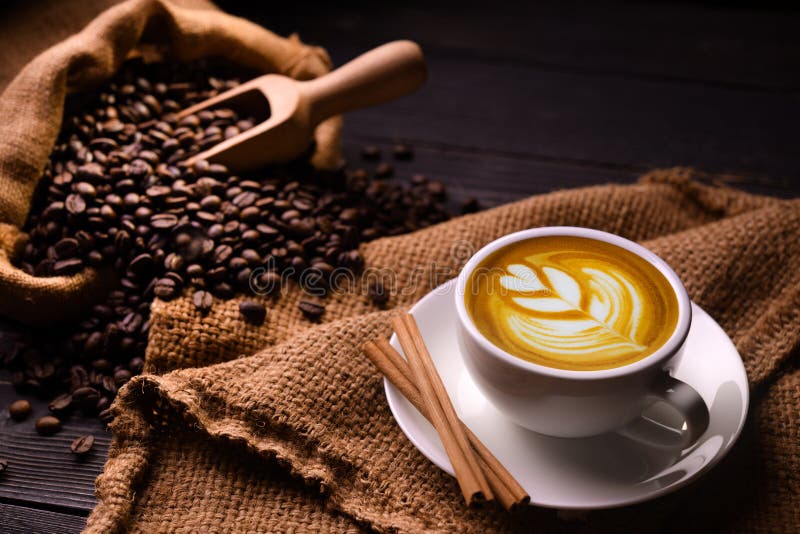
[392,143,413,160]
[200,195,222,211]
[129,357,145,374]
[460,197,480,214]
[257,271,282,295]
[410,173,427,185]
[360,145,381,160]
[35,415,62,436]
[75,182,97,197]
[53,237,80,259]
[101,376,117,395]
[98,408,114,426]
[8,399,32,421]
[70,366,90,391]
[375,162,394,178]
[65,194,86,214]
[129,253,155,277]
[53,258,84,275]
[48,393,73,415]
[5,59,455,425]
[368,281,389,307]
[239,300,266,325]
[71,434,95,456]
[119,313,143,334]
[0,458,8,473]
[153,277,178,300]
[193,290,213,313]
[146,185,170,199]
[33,362,56,381]
[92,358,113,372]
[298,300,325,320]
[427,180,446,199]
[114,368,132,386]
[150,213,178,229]
[96,396,111,413]
[72,387,100,410]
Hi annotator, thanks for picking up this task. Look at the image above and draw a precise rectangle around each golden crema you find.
[464,236,679,371]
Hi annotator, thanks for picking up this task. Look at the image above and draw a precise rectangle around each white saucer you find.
[386,279,749,510]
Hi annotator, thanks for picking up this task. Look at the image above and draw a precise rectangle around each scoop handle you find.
[300,40,427,126]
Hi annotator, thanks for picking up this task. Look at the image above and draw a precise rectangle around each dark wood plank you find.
[0,379,108,513]
[0,503,85,533]
[344,136,794,203]
[333,48,799,193]
[235,2,800,91]
[221,5,800,195]
[342,140,640,208]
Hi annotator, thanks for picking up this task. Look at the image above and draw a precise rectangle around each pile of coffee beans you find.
[0,57,461,431]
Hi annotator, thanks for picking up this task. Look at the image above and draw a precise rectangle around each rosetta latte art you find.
[465,236,679,370]
[500,263,646,358]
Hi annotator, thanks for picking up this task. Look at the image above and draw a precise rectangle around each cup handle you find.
[618,372,710,449]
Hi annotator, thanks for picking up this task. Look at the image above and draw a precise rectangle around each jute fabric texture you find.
[87,170,800,533]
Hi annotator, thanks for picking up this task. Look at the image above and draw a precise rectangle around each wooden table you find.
[1,2,798,531]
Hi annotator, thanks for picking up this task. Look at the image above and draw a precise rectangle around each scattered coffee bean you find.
[298,300,325,320]
[8,399,32,421]
[392,143,413,160]
[239,300,266,325]
[49,393,73,415]
[368,281,389,307]
[35,415,62,436]
[98,408,114,426]
[427,180,446,199]
[360,145,381,160]
[374,162,394,179]
[70,434,95,455]
[0,458,7,473]
[460,197,480,214]
[193,290,213,314]
[72,387,100,411]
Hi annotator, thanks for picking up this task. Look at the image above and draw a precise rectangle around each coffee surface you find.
[465,236,679,370]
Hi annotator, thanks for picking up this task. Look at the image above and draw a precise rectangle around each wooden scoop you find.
[178,40,426,172]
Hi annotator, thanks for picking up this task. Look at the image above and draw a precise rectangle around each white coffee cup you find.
[455,226,709,447]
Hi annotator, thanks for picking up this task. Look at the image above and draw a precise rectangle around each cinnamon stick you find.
[363,338,530,510]
[364,338,529,509]
[391,315,490,505]
[403,314,496,501]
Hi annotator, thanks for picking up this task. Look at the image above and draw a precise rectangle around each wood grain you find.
[0,503,85,533]
[245,2,800,91]
[0,379,108,513]
[336,47,800,185]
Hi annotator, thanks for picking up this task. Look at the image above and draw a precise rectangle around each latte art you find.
[465,236,679,370]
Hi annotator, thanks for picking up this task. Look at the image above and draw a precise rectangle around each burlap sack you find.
[80,169,800,533]
[0,0,342,324]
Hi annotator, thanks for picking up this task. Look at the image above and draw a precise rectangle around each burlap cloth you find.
[1,2,798,533]
[76,170,798,533]
[0,0,341,324]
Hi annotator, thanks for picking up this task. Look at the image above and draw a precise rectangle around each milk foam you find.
[465,236,679,370]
